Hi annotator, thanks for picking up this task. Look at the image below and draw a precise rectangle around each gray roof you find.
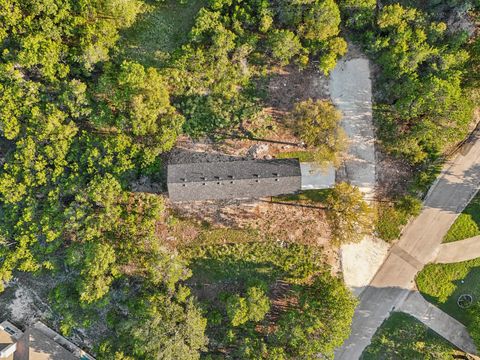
[168,159,301,201]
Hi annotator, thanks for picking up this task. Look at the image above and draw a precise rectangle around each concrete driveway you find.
[330,55,390,294]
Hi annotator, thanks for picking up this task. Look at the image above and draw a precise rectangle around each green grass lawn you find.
[416,258,480,326]
[361,312,459,359]
[275,150,316,162]
[444,192,480,243]
[273,189,331,203]
[118,0,205,68]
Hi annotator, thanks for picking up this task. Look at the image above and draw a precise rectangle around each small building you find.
[167,159,302,202]
[0,320,94,360]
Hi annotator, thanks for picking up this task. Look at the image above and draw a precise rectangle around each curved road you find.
[335,130,480,358]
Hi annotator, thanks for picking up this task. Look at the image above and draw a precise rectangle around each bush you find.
[375,195,422,241]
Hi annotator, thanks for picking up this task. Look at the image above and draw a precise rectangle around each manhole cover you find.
[457,294,473,309]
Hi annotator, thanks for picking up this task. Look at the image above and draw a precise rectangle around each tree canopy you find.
[293,99,346,166]
[342,2,476,165]
[326,182,373,244]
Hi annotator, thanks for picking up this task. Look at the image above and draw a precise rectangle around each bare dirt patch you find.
[265,65,330,113]
[375,151,413,200]
[168,198,333,257]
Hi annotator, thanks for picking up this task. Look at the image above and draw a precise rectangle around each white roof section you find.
[300,162,335,190]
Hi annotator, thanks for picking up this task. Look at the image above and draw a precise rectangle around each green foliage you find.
[444,193,480,242]
[94,60,184,165]
[274,276,357,359]
[273,189,331,203]
[77,242,118,304]
[385,6,471,159]
[417,256,480,350]
[326,182,373,244]
[0,0,189,316]
[346,3,475,165]
[276,0,347,74]
[226,286,271,327]
[275,150,316,162]
[184,240,356,359]
[361,312,457,359]
[162,0,349,136]
[469,302,480,348]
[245,286,270,322]
[339,0,376,30]
[268,29,304,66]
[292,99,346,166]
[119,0,206,67]
[105,293,208,360]
[177,93,260,136]
[375,195,422,241]
[226,295,250,326]
[183,241,324,283]
[0,0,143,77]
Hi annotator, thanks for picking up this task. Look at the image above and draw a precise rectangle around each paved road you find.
[335,130,480,359]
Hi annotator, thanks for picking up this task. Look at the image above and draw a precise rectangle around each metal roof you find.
[167,159,301,201]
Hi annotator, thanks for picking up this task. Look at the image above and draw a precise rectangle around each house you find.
[167,158,335,201]
[0,320,94,360]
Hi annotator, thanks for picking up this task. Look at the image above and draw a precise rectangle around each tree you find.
[353,3,475,164]
[225,287,270,327]
[226,295,250,327]
[277,0,347,74]
[77,242,118,304]
[299,0,342,42]
[326,182,373,244]
[339,0,376,30]
[274,275,357,358]
[94,60,184,165]
[293,99,346,166]
[268,29,304,66]
[0,0,146,292]
[111,295,208,360]
[245,287,270,322]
